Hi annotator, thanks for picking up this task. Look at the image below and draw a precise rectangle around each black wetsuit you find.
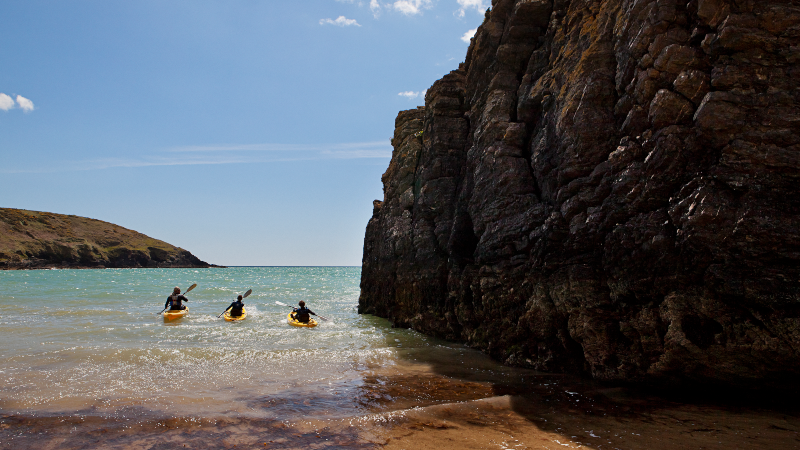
[292,306,315,323]
[165,294,188,310]
[225,300,244,317]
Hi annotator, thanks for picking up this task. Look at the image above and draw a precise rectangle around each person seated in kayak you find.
[165,287,189,311]
[291,301,317,323]
[223,295,245,317]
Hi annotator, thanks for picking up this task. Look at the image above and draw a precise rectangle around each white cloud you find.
[16,95,34,112]
[319,16,361,26]
[456,0,488,17]
[461,27,477,43]
[398,90,427,101]
[392,0,432,15]
[1,141,393,174]
[333,0,381,18]
[168,141,390,153]
[370,0,382,17]
[321,148,391,159]
[0,93,14,111]
[139,141,393,166]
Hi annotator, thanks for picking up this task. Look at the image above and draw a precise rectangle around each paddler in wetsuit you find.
[223,295,245,317]
[165,287,189,310]
[291,301,317,323]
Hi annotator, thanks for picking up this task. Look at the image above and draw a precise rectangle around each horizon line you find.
[221,265,362,267]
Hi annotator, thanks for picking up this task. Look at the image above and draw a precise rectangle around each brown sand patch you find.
[372,395,800,450]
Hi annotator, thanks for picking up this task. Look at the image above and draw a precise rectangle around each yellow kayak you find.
[163,308,188,321]
[287,312,317,328]
[224,307,247,321]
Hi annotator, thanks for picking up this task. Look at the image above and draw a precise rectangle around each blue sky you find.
[0,0,487,266]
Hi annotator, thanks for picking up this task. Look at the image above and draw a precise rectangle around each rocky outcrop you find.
[360,0,800,389]
[0,208,214,269]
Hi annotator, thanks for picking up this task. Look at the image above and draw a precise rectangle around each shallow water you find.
[0,267,461,418]
[2,267,799,449]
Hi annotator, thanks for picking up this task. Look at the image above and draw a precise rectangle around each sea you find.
[2,267,799,449]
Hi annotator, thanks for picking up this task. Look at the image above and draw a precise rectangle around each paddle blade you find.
[185,283,198,293]
[242,289,252,298]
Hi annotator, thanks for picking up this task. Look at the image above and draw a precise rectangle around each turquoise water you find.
[9,268,787,450]
[0,267,451,420]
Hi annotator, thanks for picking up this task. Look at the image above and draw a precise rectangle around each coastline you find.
[3,267,799,448]
[4,376,799,449]
[0,264,227,270]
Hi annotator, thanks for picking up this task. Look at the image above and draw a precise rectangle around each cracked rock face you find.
[359,0,800,389]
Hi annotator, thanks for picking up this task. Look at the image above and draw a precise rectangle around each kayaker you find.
[165,287,189,311]
[223,295,245,318]
[291,301,317,323]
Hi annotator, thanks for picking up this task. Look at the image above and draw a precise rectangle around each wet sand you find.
[4,368,800,449]
[373,389,800,449]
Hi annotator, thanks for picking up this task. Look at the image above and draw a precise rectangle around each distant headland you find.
[0,208,220,269]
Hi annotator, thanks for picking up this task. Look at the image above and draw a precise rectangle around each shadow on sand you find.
[368,317,800,449]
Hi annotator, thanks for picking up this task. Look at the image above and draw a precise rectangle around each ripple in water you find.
[2,267,799,449]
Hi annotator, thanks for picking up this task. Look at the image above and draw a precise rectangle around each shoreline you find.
[3,266,799,448]
[0,265,369,270]
[4,350,800,449]
[0,264,227,270]
[4,387,799,449]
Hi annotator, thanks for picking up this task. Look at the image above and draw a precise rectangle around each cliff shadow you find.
[364,314,800,449]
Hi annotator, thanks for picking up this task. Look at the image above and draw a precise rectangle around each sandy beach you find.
[4,368,800,449]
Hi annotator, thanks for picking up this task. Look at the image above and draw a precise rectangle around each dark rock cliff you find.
[0,208,214,269]
[360,0,800,388]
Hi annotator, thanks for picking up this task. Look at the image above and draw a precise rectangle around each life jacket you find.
[169,294,183,309]
[295,307,311,323]
[230,301,243,316]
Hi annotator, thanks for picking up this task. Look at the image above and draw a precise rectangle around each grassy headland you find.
[0,208,214,269]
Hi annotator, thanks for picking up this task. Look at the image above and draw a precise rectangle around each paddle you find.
[218,289,252,318]
[157,283,197,315]
[275,300,328,321]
